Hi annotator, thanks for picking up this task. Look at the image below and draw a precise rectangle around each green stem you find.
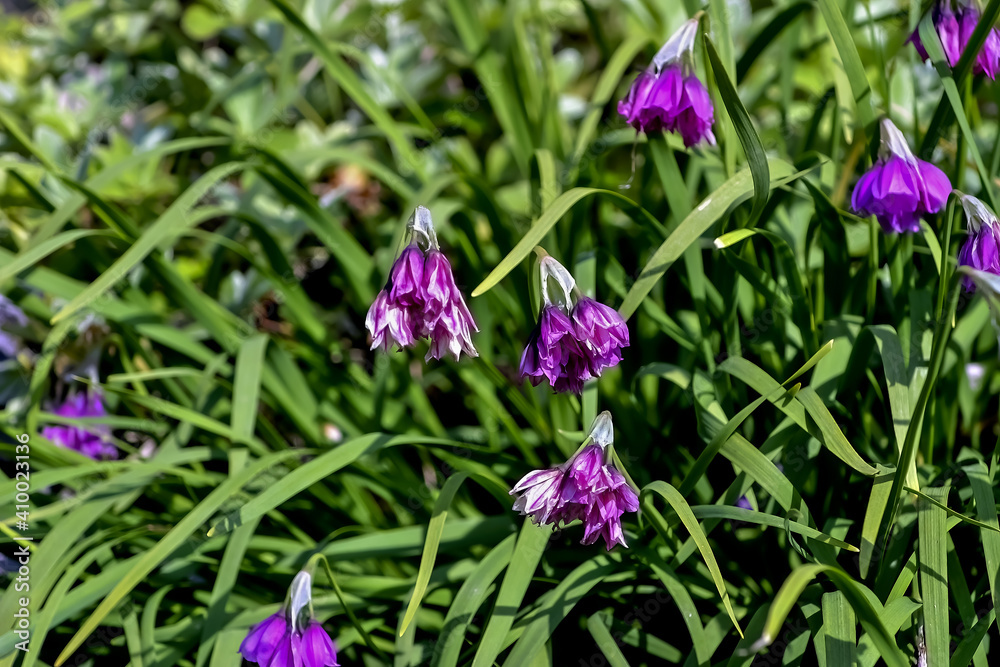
[876,276,961,580]
[313,554,390,662]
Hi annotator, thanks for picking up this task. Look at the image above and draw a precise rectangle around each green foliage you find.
[1,0,999,665]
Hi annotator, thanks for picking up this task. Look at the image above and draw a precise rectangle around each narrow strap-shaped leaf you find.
[918,485,949,667]
[431,534,517,667]
[400,472,471,635]
[690,506,857,551]
[951,610,996,667]
[821,591,856,667]
[705,37,769,225]
[231,334,269,443]
[52,449,306,666]
[796,387,878,476]
[619,159,817,320]
[0,230,118,286]
[752,564,907,667]
[501,556,616,665]
[50,162,248,324]
[472,187,660,297]
[815,0,876,130]
[586,613,632,667]
[873,279,961,578]
[859,467,895,579]
[471,519,551,667]
[642,481,743,637]
[964,462,1000,615]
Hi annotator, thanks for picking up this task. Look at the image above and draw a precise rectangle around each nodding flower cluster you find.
[518,254,630,394]
[365,206,478,361]
[911,1,1000,79]
[510,412,640,550]
[851,118,951,234]
[957,192,1000,291]
[618,18,715,147]
[240,570,339,667]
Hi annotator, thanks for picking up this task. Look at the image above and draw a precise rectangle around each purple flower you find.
[519,305,591,394]
[509,412,639,550]
[518,255,628,394]
[851,118,951,234]
[959,7,1000,79]
[41,392,117,460]
[957,192,1000,291]
[618,20,715,147]
[366,289,419,353]
[366,244,424,352]
[572,297,629,376]
[388,244,425,308]
[240,572,339,667]
[736,495,753,511]
[365,207,477,360]
[422,249,479,361]
[914,4,1000,79]
[0,294,27,360]
[911,3,963,64]
[240,613,289,664]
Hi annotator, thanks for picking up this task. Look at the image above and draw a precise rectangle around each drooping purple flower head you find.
[959,5,1000,78]
[365,207,478,360]
[366,243,424,352]
[618,19,715,147]
[239,613,289,665]
[518,255,628,394]
[509,412,639,550]
[957,192,1000,291]
[240,571,340,667]
[572,297,629,377]
[911,3,963,64]
[851,118,951,234]
[911,3,1000,78]
[41,391,117,460]
[519,304,590,394]
[0,294,27,360]
[422,249,479,361]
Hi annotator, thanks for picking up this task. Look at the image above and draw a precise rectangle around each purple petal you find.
[298,622,339,667]
[388,244,426,307]
[240,613,289,664]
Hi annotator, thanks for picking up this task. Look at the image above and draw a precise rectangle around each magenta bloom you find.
[422,249,479,361]
[520,305,591,394]
[240,614,339,667]
[851,118,951,234]
[959,6,1000,78]
[41,392,116,460]
[509,412,639,550]
[912,3,1000,79]
[241,571,339,667]
[618,20,715,147]
[365,207,478,360]
[518,256,629,394]
[572,297,629,376]
[957,193,1000,291]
